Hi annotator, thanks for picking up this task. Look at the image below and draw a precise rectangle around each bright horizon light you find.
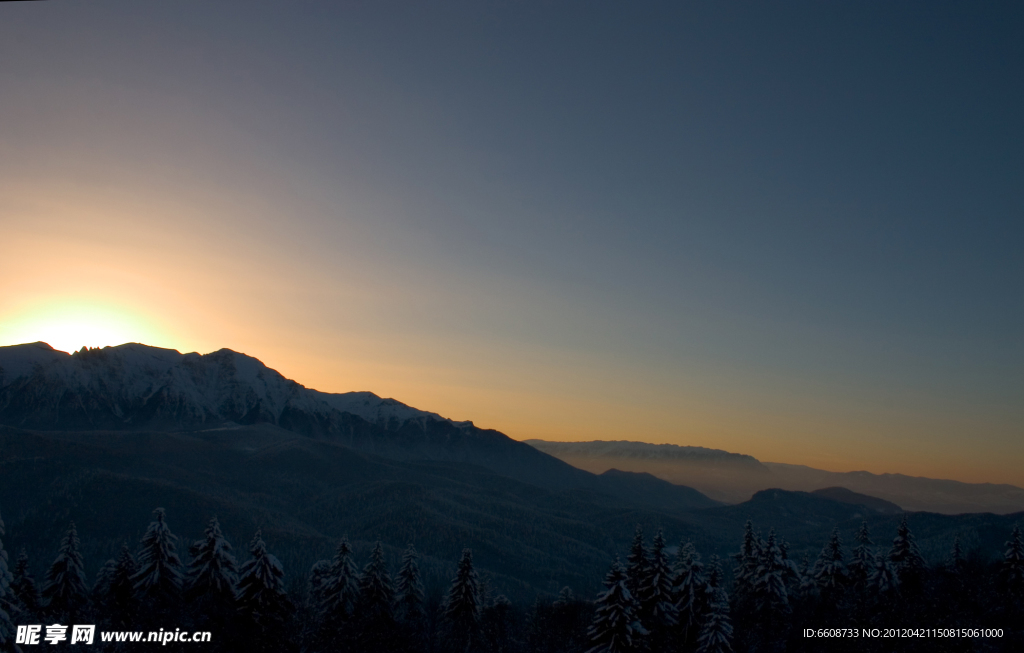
[0,299,172,354]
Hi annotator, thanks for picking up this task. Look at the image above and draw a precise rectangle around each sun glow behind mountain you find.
[0,300,169,354]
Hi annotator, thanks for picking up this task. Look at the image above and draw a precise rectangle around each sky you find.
[1,1,1021,485]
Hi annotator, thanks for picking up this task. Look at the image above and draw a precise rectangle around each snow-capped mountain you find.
[0,341,443,433]
[0,341,677,497]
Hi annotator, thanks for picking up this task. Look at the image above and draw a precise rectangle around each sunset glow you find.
[1,1,1021,488]
[0,300,169,354]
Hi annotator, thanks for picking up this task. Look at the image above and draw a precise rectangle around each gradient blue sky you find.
[1,1,1021,484]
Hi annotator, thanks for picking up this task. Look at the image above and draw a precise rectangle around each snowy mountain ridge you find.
[0,341,676,495]
[0,341,449,432]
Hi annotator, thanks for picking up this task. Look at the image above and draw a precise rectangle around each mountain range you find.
[1,341,1021,600]
[526,439,1024,515]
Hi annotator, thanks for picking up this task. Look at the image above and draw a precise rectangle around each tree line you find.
[1,506,1022,652]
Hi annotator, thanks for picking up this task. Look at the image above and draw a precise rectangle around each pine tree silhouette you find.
[186,517,238,604]
[132,508,183,607]
[672,541,706,650]
[625,526,648,608]
[696,556,732,653]
[587,559,643,653]
[848,521,874,591]
[641,529,677,648]
[813,527,847,595]
[887,516,926,591]
[236,530,293,653]
[41,521,89,622]
[1001,525,1024,597]
[321,536,360,624]
[355,541,396,652]
[443,548,482,652]
[394,544,425,624]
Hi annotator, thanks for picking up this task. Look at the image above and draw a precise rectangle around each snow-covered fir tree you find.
[848,521,874,590]
[641,529,677,642]
[887,516,926,590]
[11,550,41,616]
[813,528,847,595]
[356,541,395,625]
[867,552,899,597]
[672,541,706,648]
[306,560,332,611]
[236,530,291,625]
[394,544,425,624]
[0,507,16,653]
[753,529,790,616]
[41,521,89,621]
[796,554,816,599]
[236,530,292,653]
[131,508,183,604]
[185,516,238,604]
[696,564,732,653]
[587,560,644,653]
[1001,525,1024,595]
[625,525,648,607]
[554,586,575,607]
[444,548,482,633]
[320,536,360,623]
[732,520,761,606]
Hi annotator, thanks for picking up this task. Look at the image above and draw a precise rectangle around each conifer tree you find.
[696,562,732,653]
[796,554,816,599]
[394,544,425,624]
[887,516,926,590]
[444,548,482,650]
[867,552,899,597]
[237,530,291,621]
[11,550,40,616]
[642,530,677,643]
[186,517,238,604]
[132,508,183,604]
[753,530,789,616]
[625,526,648,607]
[41,521,89,621]
[0,508,16,653]
[672,541,706,649]
[848,522,874,590]
[732,520,761,606]
[813,528,847,595]
[320,536,360,624]
[236,530,292,653]
[696,590,732,653]
[1000,526,1024,596]
[102,545,137,629]
[355,541,396,651]
[587,560,643,653]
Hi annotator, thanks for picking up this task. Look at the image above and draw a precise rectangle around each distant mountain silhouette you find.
[528,439,1024,515]
[811,486,902,514]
